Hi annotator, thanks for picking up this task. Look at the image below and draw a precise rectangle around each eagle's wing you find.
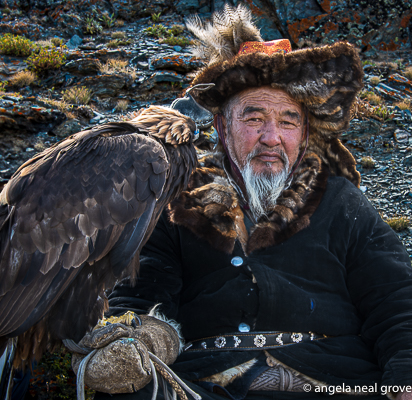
[0,124,169,342]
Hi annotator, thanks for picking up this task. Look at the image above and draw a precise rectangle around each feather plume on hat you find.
[186,3,262,66]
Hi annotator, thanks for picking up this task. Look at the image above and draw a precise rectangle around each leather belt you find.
[184,331,328,352]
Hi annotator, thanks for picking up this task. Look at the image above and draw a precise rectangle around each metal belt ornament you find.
[183,331,329,352]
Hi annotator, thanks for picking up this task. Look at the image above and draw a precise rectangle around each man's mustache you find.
[246,147,289,165]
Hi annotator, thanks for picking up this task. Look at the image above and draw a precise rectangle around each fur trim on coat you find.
[168,127,359,255]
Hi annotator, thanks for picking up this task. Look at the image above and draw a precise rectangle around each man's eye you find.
[247,118,261,122]
[280,121,296,127]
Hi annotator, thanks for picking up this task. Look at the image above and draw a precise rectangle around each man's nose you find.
[258,120,282,147]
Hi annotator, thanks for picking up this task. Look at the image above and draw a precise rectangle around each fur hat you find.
[186,4,364,141]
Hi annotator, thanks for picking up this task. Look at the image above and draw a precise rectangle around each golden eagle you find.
[0,105,200,367]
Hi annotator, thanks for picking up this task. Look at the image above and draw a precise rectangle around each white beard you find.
[240,150,290,220]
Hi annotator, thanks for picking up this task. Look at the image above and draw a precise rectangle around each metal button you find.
[231,256,243,267]
[238,323,250,332]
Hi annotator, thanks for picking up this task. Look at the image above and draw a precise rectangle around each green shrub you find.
[144,24,168,38]
[26,46,66,72]
[159,35,191,47]
[144,24,191,47]
[0,80,8,93]
[151,12,161,22]
[62,86,92,105]
[168,25,185,36]
[0,33,34,57]
[84,16,103,35]
[100,13,116,28]
[373,104,394,121]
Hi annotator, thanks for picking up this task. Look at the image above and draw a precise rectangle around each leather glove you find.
[70,312,181,394]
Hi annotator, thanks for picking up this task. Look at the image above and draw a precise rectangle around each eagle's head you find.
[129,106,196,145]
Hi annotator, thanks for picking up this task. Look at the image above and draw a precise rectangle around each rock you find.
[76,105,94,119]
[394,129,411,144]
[375,82,409,101]
[66,49,128,62]
[387,74,412,98]
[0,103,66,135]
[66,34,82,50]
[111,0,168,20]
[52,119,83,138]
[175,0,199,15]
[80,73,134,97]
[0,55,28,81]
[348,119,382,138]
[404,155,412,166]
[90,115,102,124]
[150,54,204,73]
[173,46,182,52]
[62,58,101,75]
[0,18,44,39]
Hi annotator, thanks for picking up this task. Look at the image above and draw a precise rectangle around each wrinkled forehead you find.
[230,86,303,116]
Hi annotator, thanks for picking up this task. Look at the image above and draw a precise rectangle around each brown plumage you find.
[0,105,197,367]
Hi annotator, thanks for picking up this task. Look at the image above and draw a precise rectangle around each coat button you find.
[238,323,250,332]
[231,256,243,267]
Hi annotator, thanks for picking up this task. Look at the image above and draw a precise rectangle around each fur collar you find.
[168,150,329,256]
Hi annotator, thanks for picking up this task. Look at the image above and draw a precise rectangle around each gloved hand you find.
[70,312,181,394]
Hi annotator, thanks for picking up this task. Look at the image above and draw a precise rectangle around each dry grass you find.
[107,40,119,48]
[365,92,382,105]
[385,216,410,232]
[50,37,64,47]
[376,61,398,70]
[111,31,126,39]
[115,99,129,112]
[394,100,411,110]
[38,96,72,113]
[10,70,36,87]
[98,58,128,72]
[97,58,136,79]
[403,67,412,80]
[351,97,375,120]
[351,96,393,121]
[369,76,380,85]
[62,86,92,105]
[360,156,375,169]
[114,19,125,27]
[35,39,54,49]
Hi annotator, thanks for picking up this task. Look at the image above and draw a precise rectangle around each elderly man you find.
[73,5,412,400]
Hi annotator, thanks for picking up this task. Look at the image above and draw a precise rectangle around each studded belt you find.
[183,331,329,352]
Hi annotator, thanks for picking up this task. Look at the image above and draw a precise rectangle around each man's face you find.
[223,87,304,177]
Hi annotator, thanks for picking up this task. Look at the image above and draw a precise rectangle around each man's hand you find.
[70,313,181,394]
